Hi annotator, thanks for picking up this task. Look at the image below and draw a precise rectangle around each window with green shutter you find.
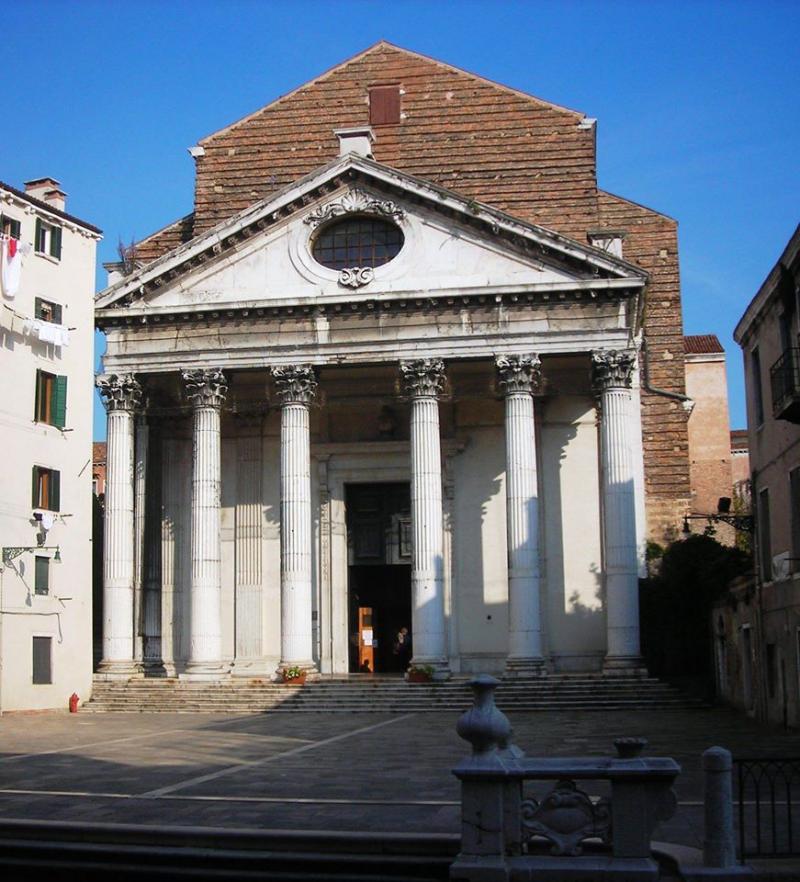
[52,376,67,428]
[32,465,60,511]
[49,225,62,259]
[34,556,50,595]
[34,297,63,324]
[35,370,67,427]
[1,214,21,239]
[34,218,45,252]
[33,218,62,260]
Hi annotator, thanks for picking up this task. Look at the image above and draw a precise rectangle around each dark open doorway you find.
[346,483,412,674]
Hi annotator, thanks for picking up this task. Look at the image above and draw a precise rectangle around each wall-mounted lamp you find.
[1,546,61,568]
[682,497,754,535]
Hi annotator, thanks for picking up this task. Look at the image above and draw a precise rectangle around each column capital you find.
[400,358,446,399]
[182,368,228,409]
[591,349,635,394]
[495,353,542,396]
[96,373,142,413]
[271,364,318,406]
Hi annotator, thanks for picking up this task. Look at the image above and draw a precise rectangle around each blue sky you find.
[3,0,798,438]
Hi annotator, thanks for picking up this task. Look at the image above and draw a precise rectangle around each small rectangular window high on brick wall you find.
[370,85,401,126]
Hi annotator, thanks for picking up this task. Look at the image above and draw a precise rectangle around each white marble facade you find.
[95,155,649,679]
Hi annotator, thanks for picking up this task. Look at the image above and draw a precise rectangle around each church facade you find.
[94,44,691,680]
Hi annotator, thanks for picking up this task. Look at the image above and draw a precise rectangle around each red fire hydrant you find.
[68,693,79,714]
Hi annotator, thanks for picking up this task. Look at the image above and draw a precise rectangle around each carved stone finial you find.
[456,675,515,756]
[96,373,142,413]
[400,359,446,399]
[303,189,405,228]
[591,349,635,393]
[495,354,542,396]
[181,368,228,409]
[271,364,318,406]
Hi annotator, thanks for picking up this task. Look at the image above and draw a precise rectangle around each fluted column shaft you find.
[592,350,643,671]
[273,365,318,673]
[97,374,142,678]
[182,368,227,678]
[142,420,163,671]
[401,359,449,676]
[496,355,545,675]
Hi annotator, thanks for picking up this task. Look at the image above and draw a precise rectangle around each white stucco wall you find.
[0,189,99,711]
[540,395,605,671]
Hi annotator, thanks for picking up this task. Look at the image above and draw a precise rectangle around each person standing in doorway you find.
[393,626,412,671]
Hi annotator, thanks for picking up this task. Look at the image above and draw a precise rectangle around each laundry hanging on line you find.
[1,235,31,300]
[22,317,70,347]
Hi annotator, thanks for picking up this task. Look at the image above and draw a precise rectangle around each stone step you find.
[85,673,705,713]
[84,700,704,713]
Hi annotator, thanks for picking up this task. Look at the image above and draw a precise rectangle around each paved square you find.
[1,706,798,847]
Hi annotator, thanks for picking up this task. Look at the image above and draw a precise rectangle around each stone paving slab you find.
[0,705,798,849]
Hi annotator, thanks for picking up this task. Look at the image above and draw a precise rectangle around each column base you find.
[96,659,142,680]
[409,657,451,681]
[180,660,231,681]
[274,661,319,682]
[142,660,169,678]
[603,655,649,677]
[231,659,278,679]
[504,657,548,678]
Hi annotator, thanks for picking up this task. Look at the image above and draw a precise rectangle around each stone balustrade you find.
[451,675,681,881]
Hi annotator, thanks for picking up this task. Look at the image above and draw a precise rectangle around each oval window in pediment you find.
[312,216,404,271]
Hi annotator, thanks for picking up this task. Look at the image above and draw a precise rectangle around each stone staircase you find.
[84,674,705,714]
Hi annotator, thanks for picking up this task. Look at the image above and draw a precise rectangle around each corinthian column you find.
[96,373,142,678]
[272,364,318,675]
[182,368,228,679]
[591,350,645,674]
[400,358,449,678]
[496,354,546,676]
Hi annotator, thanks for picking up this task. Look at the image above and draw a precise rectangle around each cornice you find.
[95,277,640,330]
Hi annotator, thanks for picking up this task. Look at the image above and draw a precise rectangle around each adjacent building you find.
[683,334,735,543]
[720,223,800,724]
[94,43,693,681]
[0,178,101,711]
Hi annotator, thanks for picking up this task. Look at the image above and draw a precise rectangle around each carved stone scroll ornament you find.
[400,358,446,399]
[591,349,636,394]
[181,368,228,409]
[303,189,405,228]
[271,364,318,406]
[521,779,611,856]
[338,267,374,289]
[495,354,542,396]
[96,373,142,413]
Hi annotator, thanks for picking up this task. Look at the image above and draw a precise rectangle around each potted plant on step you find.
[406,664,435,683]
[281,665,307,685]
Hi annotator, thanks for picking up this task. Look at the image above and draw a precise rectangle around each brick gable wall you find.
[192,44,598,239]
[130,42,690,541]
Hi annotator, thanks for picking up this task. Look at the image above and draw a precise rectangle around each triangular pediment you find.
[96,155,646,317]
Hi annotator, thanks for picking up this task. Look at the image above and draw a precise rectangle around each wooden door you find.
[358,606,375,673]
